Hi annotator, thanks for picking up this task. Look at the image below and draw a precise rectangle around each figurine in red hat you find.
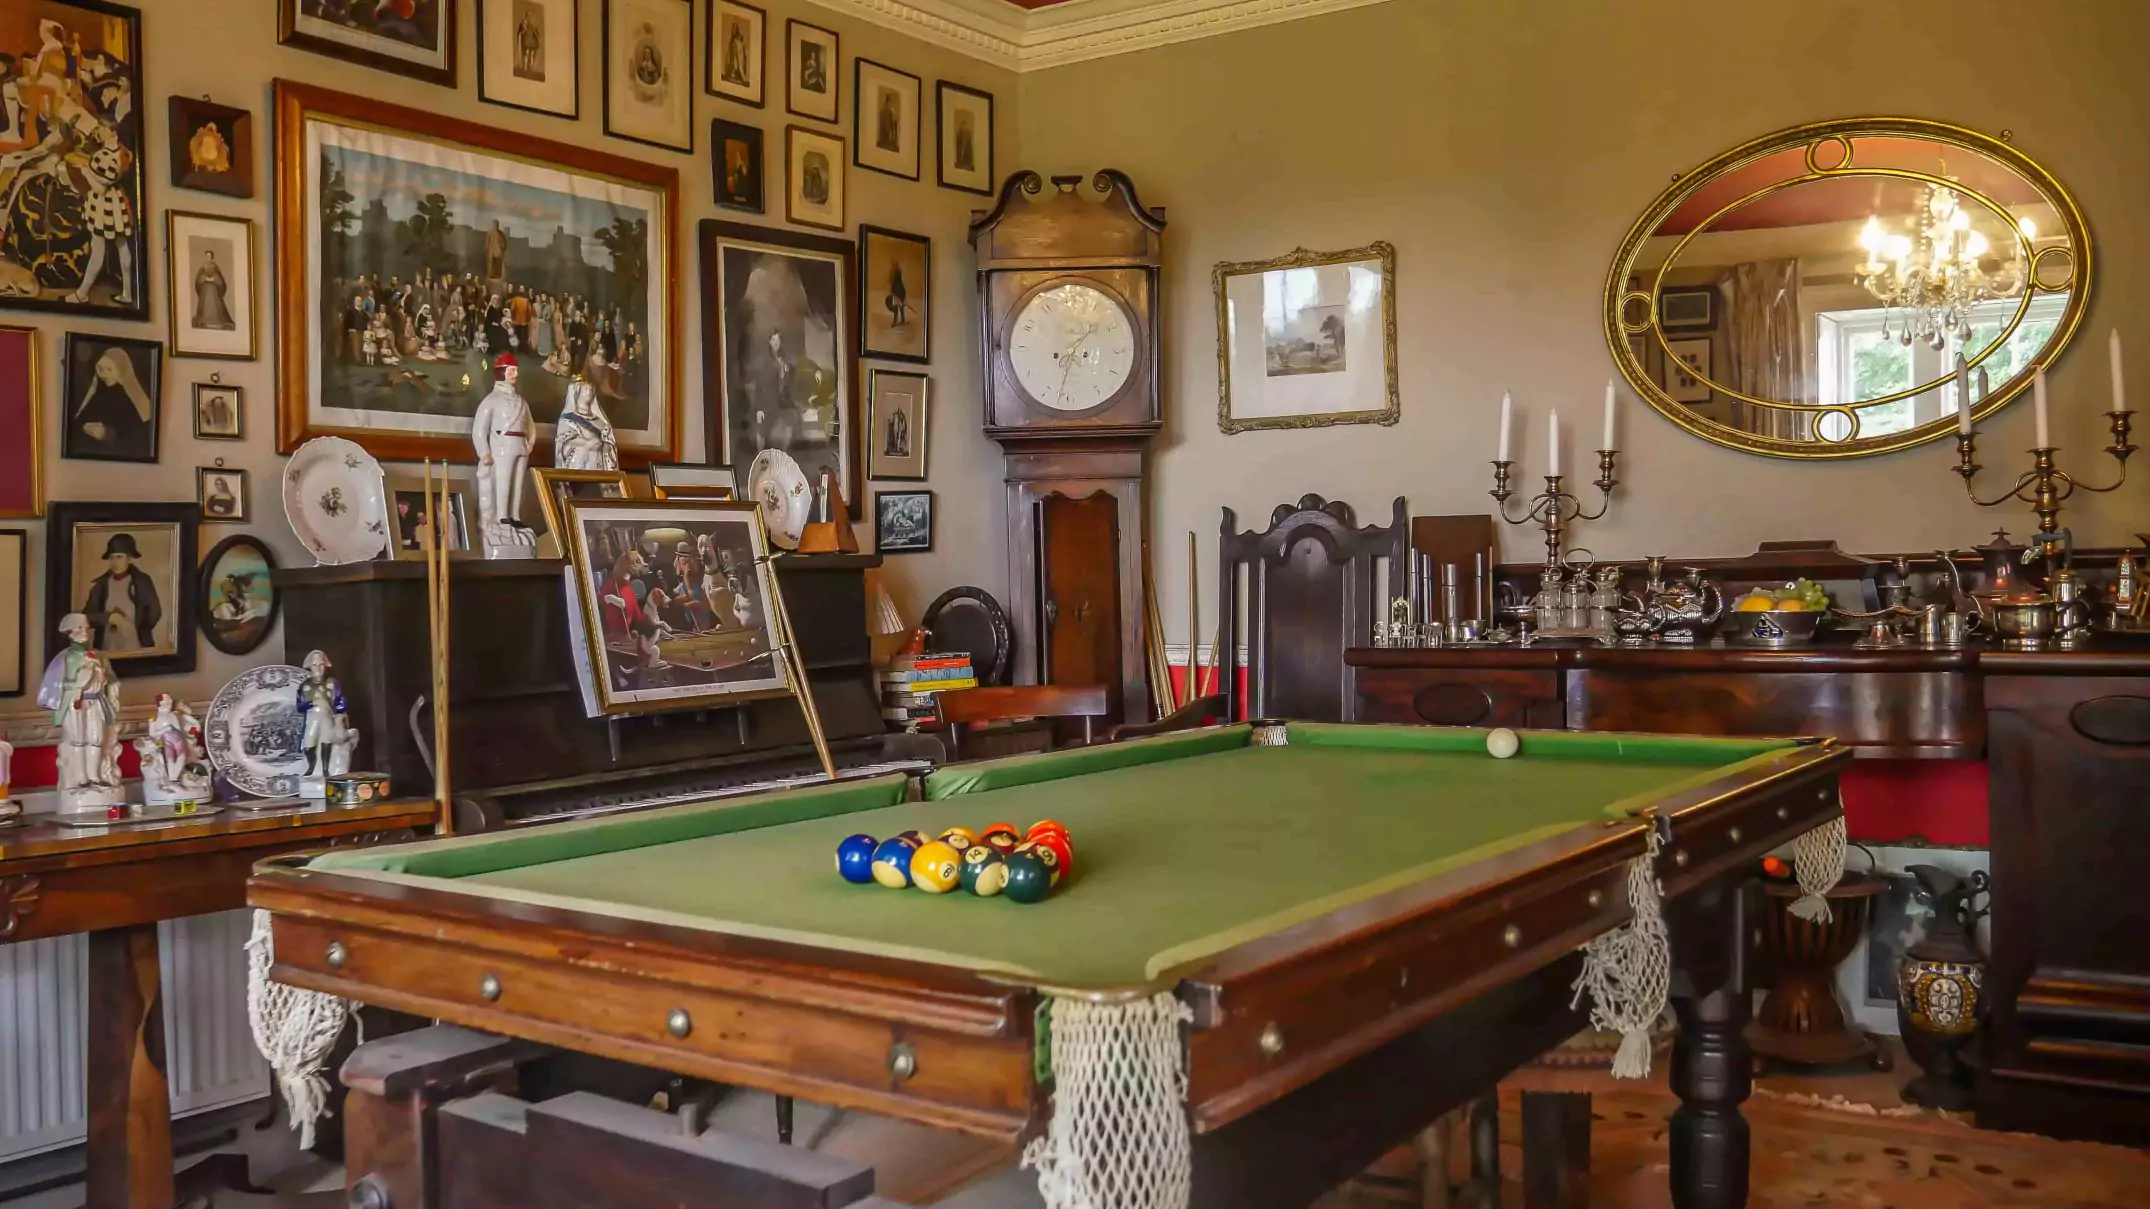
[472,351,536,554]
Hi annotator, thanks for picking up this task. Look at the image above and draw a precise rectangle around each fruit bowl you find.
[1723,608,1825,648]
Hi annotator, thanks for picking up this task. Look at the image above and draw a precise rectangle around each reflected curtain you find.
[1717,260,1804,439]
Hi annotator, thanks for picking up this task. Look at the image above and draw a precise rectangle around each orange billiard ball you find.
[1026,832,1073,880]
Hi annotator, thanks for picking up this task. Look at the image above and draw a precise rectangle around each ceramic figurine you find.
[553,376,619,472]
[471,351,537,557]
[0,735,13,804]
[38,613,125,811]
[295,650,360,798]
[134,692,212,807]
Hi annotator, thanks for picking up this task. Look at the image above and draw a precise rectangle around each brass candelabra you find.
[1954,409,2134,557]
[1490,449,1621,568]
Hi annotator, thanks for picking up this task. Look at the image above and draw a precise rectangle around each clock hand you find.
[1055,323,1100,403]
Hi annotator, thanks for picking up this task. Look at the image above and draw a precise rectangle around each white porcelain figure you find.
[38,613,125,812]
[295,650,360,799]
[553,376,619,472]
[135,692,212,807]
[471,351,537,557]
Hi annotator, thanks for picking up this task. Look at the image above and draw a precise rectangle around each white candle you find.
[1956,353,1973,434]
[1547,409,1561,477]
[2034,368,2051,449]
[1979,368,1990,399]
[2112,328,2128,414]
[1498,392,1513,463]
[1602,378,1617,450]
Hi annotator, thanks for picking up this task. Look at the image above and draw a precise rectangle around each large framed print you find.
[0,0,147,322]
[0,529,23,695]
[275,81,682,466]
[1214,241,1399,434]
[280,0,456,86]
[44,501,198,678]
[0,327,41,517]
[167,212,258,360]
[603,0,695,153]
[561,498,790,715]
[479,0,581,119]
[700,220,860,519]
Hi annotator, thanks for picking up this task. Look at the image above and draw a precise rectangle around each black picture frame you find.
[1659,285,1718,332]
[44,501,199,677]
[167,96,254,198]
[934,80,995,197]
[278,0,457,86]
[784,19,838,123]
[602,0,696,153]
[857,226,931,364]
[477,0,583,120]
[61,333,162,464]
[196,466,250,523]
[198,533,280,657]
[873,489,933,554]
[712,119,765,213]
[852,58,921,182]
[705,0,766,107]
[0,528,24,696]
[193,382,245,440]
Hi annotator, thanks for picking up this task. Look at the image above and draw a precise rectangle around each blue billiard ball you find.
[871,836,921,888]
[835,834,879,884]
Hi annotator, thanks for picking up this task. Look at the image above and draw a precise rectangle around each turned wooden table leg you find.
[1519,1091,1590,1208]
[1414,1111,1452,1209]
[84,923,173,1209]
[1668,883,1753,1209]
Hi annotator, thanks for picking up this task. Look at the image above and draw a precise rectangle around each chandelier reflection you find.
[1856,183,2034,350]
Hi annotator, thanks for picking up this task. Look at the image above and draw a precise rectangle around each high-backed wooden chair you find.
[1217,494,1407,722]
[935,684,1113,760]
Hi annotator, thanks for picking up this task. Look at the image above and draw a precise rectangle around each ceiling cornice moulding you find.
[815,0,1399,72]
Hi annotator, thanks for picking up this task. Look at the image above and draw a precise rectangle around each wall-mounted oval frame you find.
[1602,116,2094,459]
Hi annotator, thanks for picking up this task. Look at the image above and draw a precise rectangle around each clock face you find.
[1009,283,1137,412]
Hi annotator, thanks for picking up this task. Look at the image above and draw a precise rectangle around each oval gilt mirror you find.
[1604,117,2092,458]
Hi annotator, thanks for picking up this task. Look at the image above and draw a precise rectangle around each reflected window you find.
[1816,293,2067,438]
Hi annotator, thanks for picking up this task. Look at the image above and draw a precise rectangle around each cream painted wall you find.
[6,0,1014,722]
[1016,0,2150,648]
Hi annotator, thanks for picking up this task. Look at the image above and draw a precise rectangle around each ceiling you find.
[815,0,1398,72]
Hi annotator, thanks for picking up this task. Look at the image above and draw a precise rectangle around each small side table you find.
[1746,873,1891,1071]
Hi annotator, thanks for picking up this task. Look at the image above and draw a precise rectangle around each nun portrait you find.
[68,345,157,462]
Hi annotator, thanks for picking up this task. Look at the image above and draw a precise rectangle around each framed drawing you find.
[385,467,476,560]
[479,0,581,119]
[935,82,993,195]
[0,326,40,517]
[61,333,161,464]
[1664,336,1713,403]
[853,59,920,181]
[700,219,860,518]
[167,212,258,360]
[194,381,244,440]
[0,0,146,322]
[858,226,929,363]
[1659,285,1717,332]
[873,490,932,553]
[43,501,198,677]
[168,96,255,198]
[785,126,845,231]
[706,0,765,107]
[648,462,738,499]
[866,370,927,481]
[279,0,455,86]
[196,466,250,523]
[1213,241,1399,434]
[198,533,280,656]
[0,529,22,695]
[785,19,838,123]
[712,119,764,213]
[560,498,789,714]
[603,0,694,152]
[275,81,682,465]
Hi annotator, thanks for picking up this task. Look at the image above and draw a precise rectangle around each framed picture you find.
[279,0,455,85]
[785,19,838,123]
[0,529,23,695]
[649,462,738,499]
[785,126,846,231]
[1660,285,1718,332]
[0,327,41,518]
[712,119,764,213]
[873,490,932,553]
[706,0,765,106]
[1214,242,1399,434]
[853,59,920,181]
[1664,336,1713,404]
[43,501,198,677]
[61,333,161,463]
[194,382,244,440]
[561,498,789,715]
[866,370,928,482]
[196,466,250,523]
[479,0,581,118]
[531,466,638,543]
[700,219,860,517]
[198,533,280,656]
[275,81,682,465]
[168,96,255,198]
[858,226,930,363]
[0,0,146,321]
[385,467,476,560]
[935,82,993,195]
[603,0,694,152]
[167,212,258,360]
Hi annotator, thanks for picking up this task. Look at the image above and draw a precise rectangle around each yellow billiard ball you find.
[910,841,964,894]
[938,826,979,852]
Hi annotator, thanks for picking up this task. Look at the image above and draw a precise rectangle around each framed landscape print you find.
[198,534,280,656]
[853,59,920,181]
[0,529,22,695]
[62,333,161,463]
[1214,241,1399,434]
[0,0,146,321]
[275,81,682,465]
[712,119,764,213]
[700,219,860,518]
[785,126,845,231]
[858,226,930,363]
[44,501,198,678]
[603,0,694,152]
[279,0,455,86]
[866,370,927,481]
[706,0,765,107]
[935,82,994,195]
[194,382,244,440]
[196,466,250,523]
[479,0,581,119]
[873,490,932,553]
[167,212,258,360]
[0,327,40,517]
[785,19,838,123]
[168,97,255,198]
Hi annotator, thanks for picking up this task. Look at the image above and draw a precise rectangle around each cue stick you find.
[757,546,839,782]
[1141,556,1174,719]
[423,460,454,835]
[1185,532,1200,711]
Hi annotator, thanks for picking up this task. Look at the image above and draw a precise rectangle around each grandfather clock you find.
[969,170,1164,724]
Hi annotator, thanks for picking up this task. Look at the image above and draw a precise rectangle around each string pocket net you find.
[1571,823,1671,1080]
[1788,811,1848,923]
[245,909,351,1149]
[1022,991,1195,1209]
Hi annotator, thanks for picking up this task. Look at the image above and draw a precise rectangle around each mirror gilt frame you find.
[1603,116,2093,459]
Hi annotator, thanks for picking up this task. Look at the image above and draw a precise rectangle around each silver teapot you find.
[1614,556,1726,645]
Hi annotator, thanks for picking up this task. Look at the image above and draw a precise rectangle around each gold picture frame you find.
[1213,241,1399,434]
[530,467,642,547]
[385,467,477,561]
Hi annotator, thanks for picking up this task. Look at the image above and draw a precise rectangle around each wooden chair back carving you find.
[935,684,1113,758]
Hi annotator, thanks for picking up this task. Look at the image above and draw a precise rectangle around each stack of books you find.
[878,654,977,726]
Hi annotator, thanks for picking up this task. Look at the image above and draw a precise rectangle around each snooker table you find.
[249,722,1847,1209]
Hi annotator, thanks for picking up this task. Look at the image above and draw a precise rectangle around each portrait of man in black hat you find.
[81,532,165,654]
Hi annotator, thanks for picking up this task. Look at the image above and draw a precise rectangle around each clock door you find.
[1036,492,1122,718]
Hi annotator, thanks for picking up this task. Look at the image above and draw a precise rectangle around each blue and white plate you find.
[205,664,310,799]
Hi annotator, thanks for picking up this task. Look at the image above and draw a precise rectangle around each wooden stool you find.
[1747,873,1889,1071]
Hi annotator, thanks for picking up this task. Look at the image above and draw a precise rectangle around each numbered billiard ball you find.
[1026,832,1074,880]
[938,826,979,852]
[897,829,928,845]
[1025,819,1068,841]
[980,822,1022,847]
[871,837,921,888]
[835,834,879,884]
[1002,852,1053,903]
[960,845,1009,897]
[1014,841,1064,886]
[910,841,964,894]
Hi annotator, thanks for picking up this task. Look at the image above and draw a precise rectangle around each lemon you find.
[1772,598,1808,613]
[1736,595,1777,613]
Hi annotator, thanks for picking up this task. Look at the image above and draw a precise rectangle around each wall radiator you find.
[0,910,269,1164]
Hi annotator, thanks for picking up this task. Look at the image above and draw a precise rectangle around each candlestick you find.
[1956,354,1973,435]
[1490,448,1620,571]
[1602,378,1617,449]
[1498,391,1512,463]
[1547,409,1560,477]
[1979,368,1990,399]
[2034,369,2051,449]
[2113,329,2128,414]
[1954,381,2134,555]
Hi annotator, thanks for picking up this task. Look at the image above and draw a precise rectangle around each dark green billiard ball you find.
[1002,852,1053,903]
[959,845,1008,896]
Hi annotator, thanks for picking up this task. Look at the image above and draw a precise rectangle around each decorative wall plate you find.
[748,448,811,550]
[283,436,389,565]
[205,664,311,799]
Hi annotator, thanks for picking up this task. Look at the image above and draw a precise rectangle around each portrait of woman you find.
[62,335,161,463]
[166,212,257,359]
[193,249,236,330]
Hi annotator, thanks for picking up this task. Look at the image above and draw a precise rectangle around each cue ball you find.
[835,834,879,884]
[1485,728,1521,759]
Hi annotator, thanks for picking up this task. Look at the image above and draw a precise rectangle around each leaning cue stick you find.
[423,460,454,835]
[1184,532,1200,711]
[757,548,839,782]
[1140,552,1173,719]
